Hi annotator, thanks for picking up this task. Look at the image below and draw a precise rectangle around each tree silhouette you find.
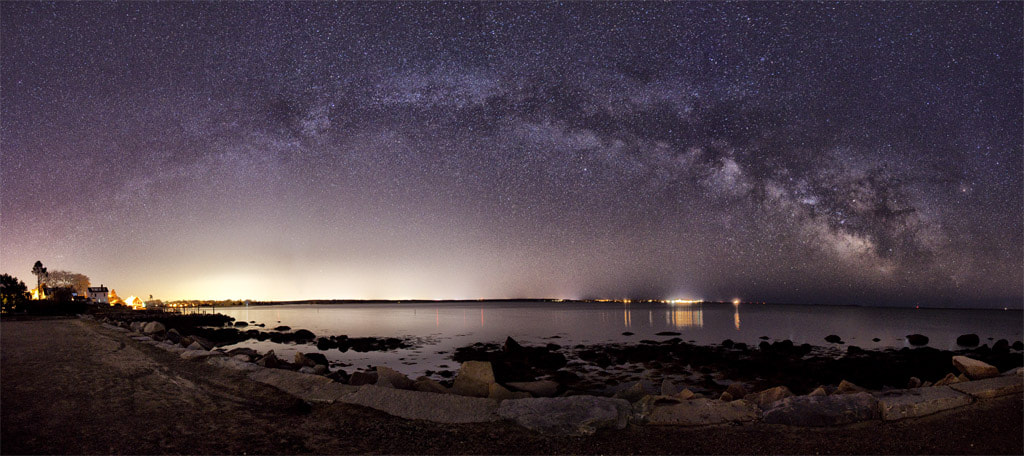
[0,274,29,312]
[31,261,47,296]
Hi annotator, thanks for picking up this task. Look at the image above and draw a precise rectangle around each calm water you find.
[217,301,1022,378]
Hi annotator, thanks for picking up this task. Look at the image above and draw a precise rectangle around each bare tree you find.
[45,270,91,296]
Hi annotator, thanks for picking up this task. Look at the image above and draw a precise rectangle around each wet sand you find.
[2,318,1021,455]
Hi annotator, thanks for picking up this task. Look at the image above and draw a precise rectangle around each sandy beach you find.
[2,318,1021,455]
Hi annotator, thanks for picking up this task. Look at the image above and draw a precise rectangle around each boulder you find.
[130,321,144,332]
[719,392,733,402]
[299,366,316,374]
[934,373,960,387]
[993,339,1010,354]
[180,349,221,360]
[488,383,531,402]
[295,352,329,367]
[808,387,828,397]
[875,386,972,420]
[907,377,922,388]
[612,381,647,403]
[762,393,879,426]
[342,385,498,423]
[506,380,559,398]
[675,389,695,400]
[375,366,415,390]
[313,364,329,375]
[952,356,999,380]
[249,368,357,403]
[824,334,843,344]
[956,334,980,347]
[638,398,759,426]
[906,334,929,346]
[348,371,379,386]
[744,386,794,409]
[497,396,630,436]
[256,351,279,368]
[724,382,748,400]
[836,380,866,394]
[502,336,524,353]
[413,377,451,394]
[186,342,205,351]
[190,335,214,350]
[660,378,679,396]
[165,328,182,344]
[142,321,166,336]
[451,361,495,397]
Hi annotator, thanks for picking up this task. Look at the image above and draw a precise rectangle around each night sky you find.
[2,2,1021,307]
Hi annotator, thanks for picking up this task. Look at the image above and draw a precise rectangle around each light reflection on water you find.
[217,301,1022,378]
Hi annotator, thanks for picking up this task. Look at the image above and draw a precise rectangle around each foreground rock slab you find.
[497,396,630,436]
[762,392,879,426]
[341,385,499,423]
[876,386,972,421]
[641,398,759,426]
[949,375,1024,399]
[249,369,357,403]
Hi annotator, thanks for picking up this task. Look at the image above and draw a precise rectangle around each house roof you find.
[88,287,109,292]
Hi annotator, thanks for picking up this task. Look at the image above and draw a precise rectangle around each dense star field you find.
[1,2,1021,306]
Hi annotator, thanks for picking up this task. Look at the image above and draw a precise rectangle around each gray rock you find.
[180,349,221,360]
[256,351,279,368]
[952,356,999,380]
[413,376,451,394]
[660,378,679,396]
[165,328,182,344]
[375,366,415,390]
[724,382,748,400]
[208,356,260,372]
[186,342,205,351]
[744,386,794,409]
[130,321,144,332]
[142,321,166,336]
[488,383,531,402]
[836,380,866,394]
[506,380,559,398]
[907,377,922,388]
[249,368,357,403]
[949,375,1023,399]
[497,396,630,436]
[612,381,647,402]
[348,371,379,386]
[875,386,972,420]
[295,352,329,367]
[639,398,759,426]
[451,361,495,397]
[342,384,499,423]
[762,392,879,426]
[313,364,329,375]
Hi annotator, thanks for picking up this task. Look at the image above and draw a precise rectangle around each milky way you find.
[2,2,1021,306]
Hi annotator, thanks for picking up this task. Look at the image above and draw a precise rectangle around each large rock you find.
[488,383,530,402]
[342,385,499,423]
[348,371,379,386]
[375,366,415,390]
[639,398,759,426]
[497,396,630,436]
[906,334,929,346]
[180,349,222,360]
[130,321,144,332]
[295,352,329,367]
[836,380,866,394]
[952,356,999,380]
[744,386,794,409]
[724,382,748,400]
[762,393,879,426]
[934,372,961,387]
[875,386,972,421]
[249,368,357,403]
[142,321,166,336]
[451,361,495,397]
[949,375,1023,399]
[506,380,559,398]
[956,334,980,347]
[413,377,451,394]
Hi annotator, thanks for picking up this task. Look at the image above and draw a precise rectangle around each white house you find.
[87,285,109,304]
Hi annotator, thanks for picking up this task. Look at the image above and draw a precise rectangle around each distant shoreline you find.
[197,299,1023,311]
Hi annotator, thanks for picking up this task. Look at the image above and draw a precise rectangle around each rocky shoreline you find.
[90,312,1024,436]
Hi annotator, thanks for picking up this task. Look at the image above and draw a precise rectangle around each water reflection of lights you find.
[666,304,703,329]
[623,308,632,328]
[734,306,741,330]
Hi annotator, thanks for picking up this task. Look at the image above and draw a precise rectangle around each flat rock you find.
[142,321,166,335]
[875,386,972,421]
[207,356,260,372]
[952,356,999,380]
[249,368,357,403]
[762,393,879,426]
[452,361,495,397]
[488,383,531,402]
[342,384,499,423]
[497,396,630,436]
[180,349,222,360]
[413,377,451,394]
[744,386,794,409]
[949,375,1023,399]
[641,398,759,426]
[506,380,559,397]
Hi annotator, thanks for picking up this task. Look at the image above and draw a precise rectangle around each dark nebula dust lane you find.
[2,2,1021,307]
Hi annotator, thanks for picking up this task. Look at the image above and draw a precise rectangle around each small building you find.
[87,285,109,304]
